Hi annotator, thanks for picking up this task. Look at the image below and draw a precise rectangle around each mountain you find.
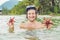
[0,0,20,10]
[0,6,2,10]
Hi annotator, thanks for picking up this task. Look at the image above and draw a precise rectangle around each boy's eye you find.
[28,13,31,15]
[32,13,34,14]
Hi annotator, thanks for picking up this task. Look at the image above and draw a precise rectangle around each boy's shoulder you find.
[20,22,27,27]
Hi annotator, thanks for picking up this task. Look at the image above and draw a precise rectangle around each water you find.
[0,15,60,40]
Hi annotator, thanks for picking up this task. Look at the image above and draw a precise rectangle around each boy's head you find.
[26,5,37,22]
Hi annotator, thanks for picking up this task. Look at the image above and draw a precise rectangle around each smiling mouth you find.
[30,16,35,18]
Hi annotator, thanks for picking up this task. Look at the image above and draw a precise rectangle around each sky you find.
[0,0,22,10]
[0,0,9,6]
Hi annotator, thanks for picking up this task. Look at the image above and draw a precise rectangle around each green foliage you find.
[8,0,60,15]
[2,7,9,15]
[54,6,58,13]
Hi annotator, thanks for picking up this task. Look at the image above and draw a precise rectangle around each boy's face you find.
[27,9,37,22]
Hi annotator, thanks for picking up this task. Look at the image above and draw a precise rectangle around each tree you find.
[2,7,9,15]
[9,0,60,15]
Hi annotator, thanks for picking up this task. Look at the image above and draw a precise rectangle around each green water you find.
[0,15,60,40]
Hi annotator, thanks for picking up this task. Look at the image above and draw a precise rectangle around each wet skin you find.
[20,9,45,30]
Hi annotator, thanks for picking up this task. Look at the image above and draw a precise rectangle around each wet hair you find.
[26,5,37,14]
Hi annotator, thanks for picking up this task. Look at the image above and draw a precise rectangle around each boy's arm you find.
[50,21,53,24]
[20,23,27,29]
[41,23,46,29]
[20,23,35,30]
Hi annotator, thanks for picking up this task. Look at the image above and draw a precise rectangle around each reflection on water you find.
[0,15,60,40]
